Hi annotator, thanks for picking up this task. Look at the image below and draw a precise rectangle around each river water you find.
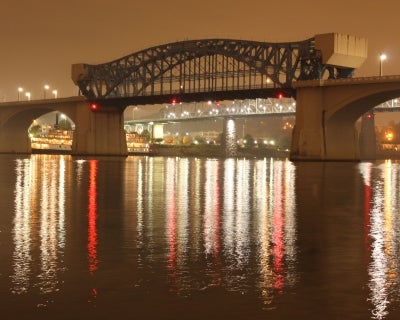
[0,154,400,319]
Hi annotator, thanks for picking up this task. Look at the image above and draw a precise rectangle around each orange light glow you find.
[385,130,394,142]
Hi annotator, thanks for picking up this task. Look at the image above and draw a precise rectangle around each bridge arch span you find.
[324,80,400,121]
[72,37,353,100]
[0,97,127,156]
[0,99,82,153]
[291,77,400,161]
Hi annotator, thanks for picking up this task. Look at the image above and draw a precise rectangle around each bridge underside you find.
[93,88,295,107]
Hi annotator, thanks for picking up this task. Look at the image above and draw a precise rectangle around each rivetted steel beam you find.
[72,34,361,101]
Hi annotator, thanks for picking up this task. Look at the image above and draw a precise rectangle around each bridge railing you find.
[374,98,400,112]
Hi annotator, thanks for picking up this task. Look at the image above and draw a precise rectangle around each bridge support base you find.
[290,85,360,161]
[359,112,376,160]
[0,131,31,154]
[72,102,127,156]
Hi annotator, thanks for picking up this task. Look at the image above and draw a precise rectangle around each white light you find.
[17,87,24,101]
[379,53,387,76]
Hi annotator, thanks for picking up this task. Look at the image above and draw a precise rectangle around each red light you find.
[171,98,177,105]
[90,103,98,111]
[277,93,283,99]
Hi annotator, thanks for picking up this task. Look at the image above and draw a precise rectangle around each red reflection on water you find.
[88,160,99,275]
[167,161,178,293]
[168,197,177,271]
[87,160,99,305]
[272,168,284,291]
[361,164,371,260]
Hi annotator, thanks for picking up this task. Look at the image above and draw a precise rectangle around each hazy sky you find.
[1,0,399,101]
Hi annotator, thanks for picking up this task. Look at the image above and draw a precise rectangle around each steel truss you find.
[73,38,354,99]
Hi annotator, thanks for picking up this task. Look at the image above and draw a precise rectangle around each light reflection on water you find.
[360,160,400,319]
[12,156,67,302]
[3,155,400,318]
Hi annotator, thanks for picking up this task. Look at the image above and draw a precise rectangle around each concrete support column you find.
[222,118,237,157]
[359,112,376,160]
[72,102,127,156]
[0,111,32,154]
[291,85,360,161]
[0,130,31,154]
[290,87,326,160]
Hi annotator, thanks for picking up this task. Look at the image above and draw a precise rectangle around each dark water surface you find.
[1,154,400,319]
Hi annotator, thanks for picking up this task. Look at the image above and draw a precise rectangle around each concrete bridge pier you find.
[0,107,34,154]
[72,102,127,156]
[290,84,360,161]
[0,128,31,154]
[359,112,376,160]
[222,118,238,157]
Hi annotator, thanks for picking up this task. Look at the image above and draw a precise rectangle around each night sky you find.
[1,0,400,102]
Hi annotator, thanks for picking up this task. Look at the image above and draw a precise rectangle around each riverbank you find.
[31,144,291,158]
[152,144,290,158]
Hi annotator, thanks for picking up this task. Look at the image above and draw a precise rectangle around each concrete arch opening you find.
[28,111,75,153]
[0,106,76,154]
[291,78,400,161]
[327,93,400,160]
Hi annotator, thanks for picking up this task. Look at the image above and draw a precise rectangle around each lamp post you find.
[43,84,50,99]
[17,87,23,101]
[379,53,387,76]
[52,89,58,99]
[25,92,31,101]
[60,113,66,129]
[132,106,138,120]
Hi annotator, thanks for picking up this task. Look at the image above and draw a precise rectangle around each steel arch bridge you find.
[72,37,355,102]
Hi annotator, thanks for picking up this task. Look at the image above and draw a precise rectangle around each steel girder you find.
[72,38,348,99]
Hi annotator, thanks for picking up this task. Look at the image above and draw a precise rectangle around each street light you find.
[379,53,387,76]
[52,89,58,99]
[25,92,31,101]
[43,84,50,99]
[17,87,23,101]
